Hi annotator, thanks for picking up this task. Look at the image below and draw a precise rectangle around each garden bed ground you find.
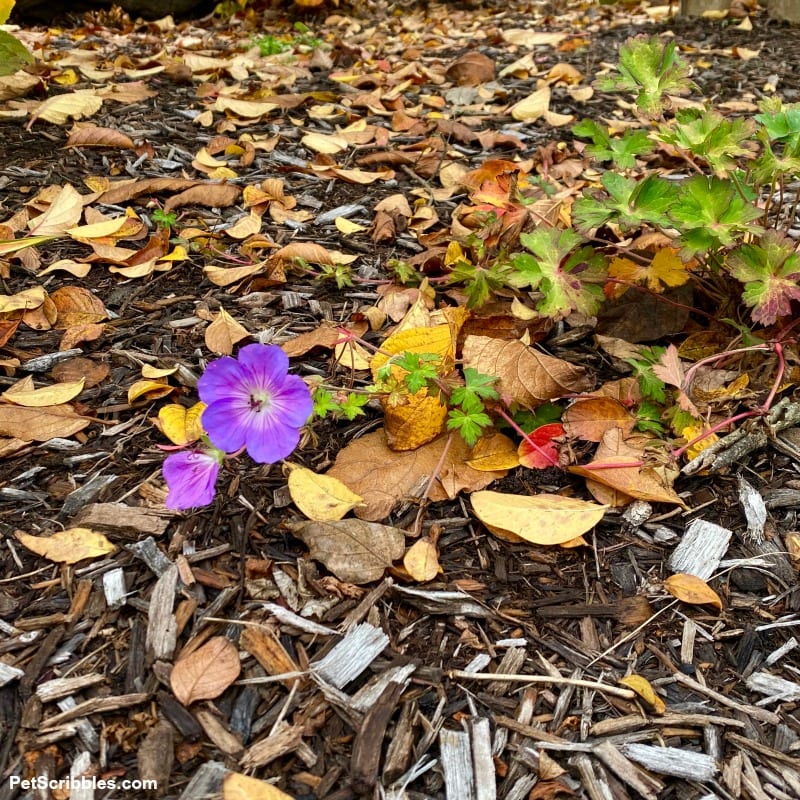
[0,2,799,799]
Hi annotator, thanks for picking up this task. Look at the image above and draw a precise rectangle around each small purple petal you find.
[244,410,302,463]
[163,450,220,510]
[198,356,249,406]
[273,375,314,427]
[237,344,289,392]
[201,397,252,453]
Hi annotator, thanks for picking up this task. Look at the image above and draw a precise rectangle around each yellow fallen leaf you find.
[2,378,84,407]
[223,772,295,800]
[301,131,349,154]
[682,425,719,461]
[0,286,46,313]
[334,340,371,370]
[403,538,441,582]
[510,87,551,121]
[157,402,206,446]
[15,527,116,564]
[31,90,104,126]
[335,217,367,234]
[619,674,666,714]
[467,433,520,471]
[664,573,723,611]
[142,365,178,379]
[287,464,363,521]
[27,184,84,237]
[471,491,607,545]
[128,379,175,404]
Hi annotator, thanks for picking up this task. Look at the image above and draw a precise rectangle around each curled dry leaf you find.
[205,307,250,355]
[127,380,175,405]
[618,674,666,714]
[664,573,723,611]
[403,538,441,582]
[27,185,84,237]
[286,518,406,584]
[327,430,507,521]
[445,51,496,86]
[15,527,116,564]
[156,402,206,447]
[286,464,363,522]
[471,491,607,546]
[170,636,241,706]
[462,335,592,408]
[223,772,295,800]
[29,90,104,127]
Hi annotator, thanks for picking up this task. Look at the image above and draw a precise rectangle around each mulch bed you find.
[1,2,800,798]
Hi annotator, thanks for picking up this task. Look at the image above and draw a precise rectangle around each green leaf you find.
[596,36,693,117]
[338,392,370,420]
[312,388,340,418]
[657,109,754,176]
[572,119,653,169]
[0,30,33,76]
[393,352,441,394]
[727,231,800,326]
[668,176,763,257]
[509,227,607,319]
[451,368,499,408]
[447,394,492,446]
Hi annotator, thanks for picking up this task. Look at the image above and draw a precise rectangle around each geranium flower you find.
[163,448,223,510]
[198,343,313,463]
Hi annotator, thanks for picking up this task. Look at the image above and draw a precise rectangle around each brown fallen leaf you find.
[15,527,116,564]
[562,397,637,443]
[0,404,90,440]
[170,636,241,706]
[462,335,592,408]
[59,322,106,351]
[163,183,241,214]
[326,430,507,521]
[569,429,685,507]
[66,125,135,149]
[285,518,406,583]
[205,307,250,355]
[471,491,607,545]
[50,286,107,328]
[445,51,496,86]
[51,357,110,388]
[664,573,723,611]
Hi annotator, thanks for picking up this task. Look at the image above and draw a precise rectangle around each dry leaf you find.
[170,636,241,706]
[471,491,607,545]
[0,404,90,440]
[328,431,506,520]
[302,131,349,153]
[403,538,441,582]
[569,429,685,507]
[205,307,250,355]
[51,357,109,388]
[14,527,116,564]
[466,433,520,471]
[510,87,551,121]
[462,335,592,408]
[65,125,135,149]
[27,185,84,236]
[156,402,206,446]
[664,573,723,610]
[2,378,84,407]
[30,90,104,126]
[445,51,495,86]
[50,286,107,328]
[618,674,666,714]
[223,772,295,800]
[286,518,405,583]
[127,379,175,404]
[563,398,636,442]
[271,241,333,266]
[286,464,363,521]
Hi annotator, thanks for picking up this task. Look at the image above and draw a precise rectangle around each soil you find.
[0,2,799,799]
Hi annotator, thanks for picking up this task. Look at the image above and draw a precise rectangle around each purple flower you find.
[163,448,222,510]
[198,343,312,464]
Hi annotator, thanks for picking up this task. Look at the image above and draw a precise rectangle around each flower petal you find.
[202,397,252,453]
[198,356,249,406]
[244,409,302,463]
[273,375,314,427]
[163,450,220,510]
[237,343,289,393]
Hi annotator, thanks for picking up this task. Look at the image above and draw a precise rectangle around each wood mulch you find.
[1,2,800,798]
